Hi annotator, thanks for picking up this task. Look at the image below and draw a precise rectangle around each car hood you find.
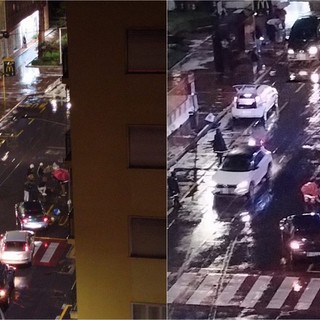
[212,170,251,185]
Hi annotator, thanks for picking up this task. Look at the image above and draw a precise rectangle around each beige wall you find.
[66,1,166,318]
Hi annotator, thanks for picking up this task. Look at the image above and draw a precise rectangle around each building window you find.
[128,125,166,169]
[129,217,166,259]
[132,303,166,320]
[127,29,165,73]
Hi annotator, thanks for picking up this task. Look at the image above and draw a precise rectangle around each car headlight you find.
[289,240,301,250]
[311,73,320,83]
[235,181,249,195]
[0,289,7,298]
[308,46,318,55]
[287,48,294,55]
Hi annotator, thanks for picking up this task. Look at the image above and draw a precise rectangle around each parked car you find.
[231,84,278,121]
[15,201,49,230]
[280,212,320,262]
[287,14,320,82]
[0,262,15,307]
[0,231,35,265]
[212,145,272,199]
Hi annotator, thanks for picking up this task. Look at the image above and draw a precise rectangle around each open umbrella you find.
[52,168,69,182]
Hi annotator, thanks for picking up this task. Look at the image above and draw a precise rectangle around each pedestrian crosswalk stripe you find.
[296,278,320,310]
[168,272,320,311]
[240,275,272,308]
[186,273,220,305]
[40,242,59,263]
[266,277,299,309]
[215,274,248,306]
[168,273,196,304]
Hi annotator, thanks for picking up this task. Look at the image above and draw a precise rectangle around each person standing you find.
[27,164,35,177]
[168,171,181,208]
[213,128,227,165]
[37,162,44,178]
[38,176,47,196]
[250,47,261,75]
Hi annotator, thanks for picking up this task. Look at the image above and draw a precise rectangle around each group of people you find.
[24,162,67,202]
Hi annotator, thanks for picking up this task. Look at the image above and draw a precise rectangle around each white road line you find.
[40,242,59,263]
[279,101,288,113]
[186,273,220,305]
[168,273,196,304]
[295,83,305,93]
[266,277,299,309]
[215,274,248,306]
[240,275,272,308]
[295,278,320,310]
[33,242,42,257]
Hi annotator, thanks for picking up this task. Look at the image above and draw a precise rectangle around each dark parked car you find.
[0,262,15,308]
[15,201,49,230]
[280,212,320,262]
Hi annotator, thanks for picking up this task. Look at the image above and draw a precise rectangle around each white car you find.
[0,231,35,265]
[212,145,272,199]
[231,84,278,120]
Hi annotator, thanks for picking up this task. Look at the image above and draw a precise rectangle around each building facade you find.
[65,1,166,319]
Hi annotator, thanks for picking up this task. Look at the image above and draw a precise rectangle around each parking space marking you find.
[40,242,59,263]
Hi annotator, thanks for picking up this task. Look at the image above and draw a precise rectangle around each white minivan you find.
[231,84,278,121]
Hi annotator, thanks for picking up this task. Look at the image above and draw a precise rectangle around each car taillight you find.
[22,218,28,224]
[43,217,48,222]
[24,244,29,252]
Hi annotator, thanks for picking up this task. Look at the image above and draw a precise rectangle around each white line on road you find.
[168,272,196,304]
[186,273,220,305]
[266,277,299,309]
[295,83,305,93]
[279,101,288,113]
[295,278,320,310]
[40,242,59,263]
[240,275,272,308]
[215,274,248,306]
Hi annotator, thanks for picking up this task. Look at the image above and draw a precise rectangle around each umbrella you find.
[52,168,69,182]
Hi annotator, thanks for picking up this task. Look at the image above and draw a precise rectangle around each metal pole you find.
[59,27,62,65]
[2,73,6,115]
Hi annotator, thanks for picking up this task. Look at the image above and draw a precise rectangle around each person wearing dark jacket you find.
[213,128,228,165]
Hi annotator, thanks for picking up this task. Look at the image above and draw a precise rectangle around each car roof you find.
[226,145,261,157]
[233,84,270,96]
[5,231,28,242]
[290,213,320,227]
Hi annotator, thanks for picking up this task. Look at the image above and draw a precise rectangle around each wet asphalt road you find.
[168,36,320,319]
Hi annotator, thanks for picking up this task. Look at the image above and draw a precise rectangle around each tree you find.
[37,1,46,59]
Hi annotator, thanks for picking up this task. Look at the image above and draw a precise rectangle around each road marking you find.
[28,119,34,125]
[168,273,196,304]
[16,130,23,137]
[186,273,220,305]
[296,278,320,310]
[266,276,299,309]
[215,274,248,306]
[40,242,59,263]
[295,83,305,93]
[279,101,288,113]
[240,275,272,308]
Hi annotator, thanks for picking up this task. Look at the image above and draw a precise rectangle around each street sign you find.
[3,58,15,76]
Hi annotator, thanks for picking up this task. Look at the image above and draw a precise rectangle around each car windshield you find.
[4,241,25,252]
[293,215,320,234]
[23,202,42,216]
[221,154,252,172]
[290,18,318,41]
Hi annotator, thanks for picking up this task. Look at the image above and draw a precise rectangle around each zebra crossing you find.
[168,271,320,311]
[33,238,69,267]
